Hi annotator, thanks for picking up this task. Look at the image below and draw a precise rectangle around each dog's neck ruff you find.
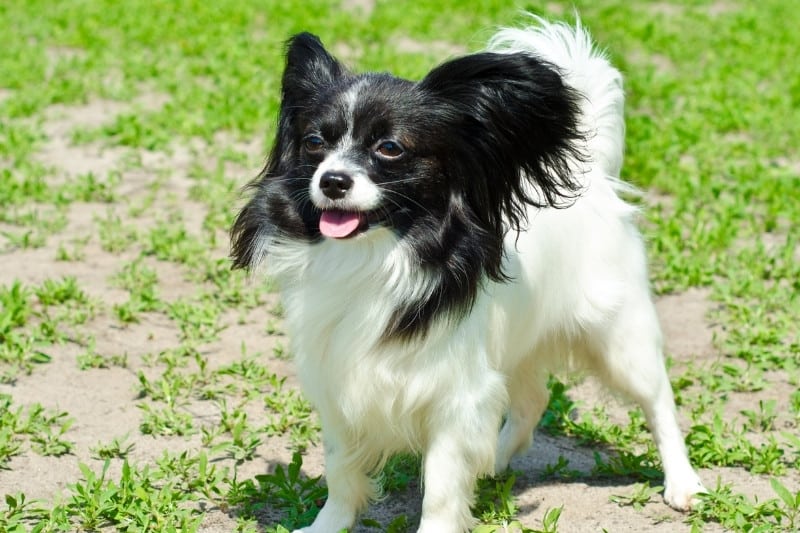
[266,228,443,347]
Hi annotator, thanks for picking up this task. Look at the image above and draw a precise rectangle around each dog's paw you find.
[664,475,707,511]
[290,500,356,533]
[417,516,466,533]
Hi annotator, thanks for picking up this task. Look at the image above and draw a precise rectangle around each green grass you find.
[1,0,799,531]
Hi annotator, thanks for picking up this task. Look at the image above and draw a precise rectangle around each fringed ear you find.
[230,183,272,271]
[267,33,345,176]
[419,51,585,243]
[231,34,342,271]
[282,33,344,109]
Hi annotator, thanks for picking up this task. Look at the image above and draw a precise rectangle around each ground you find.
[1,1,799,532]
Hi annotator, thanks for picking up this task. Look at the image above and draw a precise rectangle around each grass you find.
[0,0,798,531]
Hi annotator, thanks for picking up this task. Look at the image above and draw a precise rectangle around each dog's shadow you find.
[496,431,661,517]
[236,430,665,532]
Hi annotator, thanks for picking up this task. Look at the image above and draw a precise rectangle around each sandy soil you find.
[1,92,797,533]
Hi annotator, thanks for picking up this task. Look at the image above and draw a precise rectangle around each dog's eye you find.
[303,135,325,153]
[375,140,404,159]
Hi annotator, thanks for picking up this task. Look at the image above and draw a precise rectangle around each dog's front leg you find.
[417,378,505,533]
[293,425,373,533]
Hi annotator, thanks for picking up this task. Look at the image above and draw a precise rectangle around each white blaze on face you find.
[308,80,384,239]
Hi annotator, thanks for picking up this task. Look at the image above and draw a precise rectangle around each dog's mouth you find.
[319,210,373,239]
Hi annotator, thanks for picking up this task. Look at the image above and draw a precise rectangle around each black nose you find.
[319,172,353,200]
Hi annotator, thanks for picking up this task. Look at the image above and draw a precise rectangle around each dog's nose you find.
[319,172,353,200]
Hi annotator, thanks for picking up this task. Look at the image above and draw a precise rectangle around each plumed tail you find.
[487,16,628,189]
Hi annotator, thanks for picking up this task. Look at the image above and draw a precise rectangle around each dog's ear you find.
[419,52,585,239]
[267,33,344,175]
[282,33,344,107]
[232,34,343,271]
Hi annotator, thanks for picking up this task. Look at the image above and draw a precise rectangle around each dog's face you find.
[233,32,583,243]
[296,72,449,240]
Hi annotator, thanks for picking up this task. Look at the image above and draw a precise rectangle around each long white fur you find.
[270,19,705,533]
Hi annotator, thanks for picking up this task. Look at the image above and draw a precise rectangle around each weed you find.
[65,459,205,531]
[112,259,164,323]
[0,298,51,383]
[473,506,562,533]
[592,450,663,482]
[228,452,327,529]
[790,390,800,419]
[97,209,137,252]
[0,282,32,342]
[218,356,274,390]
[537,377,576,434]
[0,401,77,459]
[144,219,206,267]
[687,413,787,474]
[0,493,48,532]
[138,404,195,437]
[34,276,88,306]
[361,515,411,532]
[137,369,197,406]
[0,426,22,468]
[91,434,135,460]
[31,423,74,457]
[541,455,582,479]
[272,340,290,360]
[689,478,800,532]
[68,171,120,203]
[741,399,779,432]
[153,450,228,499]
[537,506,563,533]
[265,318,283,336]
[474,473,519,524]
[769,478,800,531]
[167,296,224,343]
[263,375,318,449]
[55,235,90,261]
[211,401,263,463]
[609,481,664,510]
[380,454,420,493]
[1,228,48,249]
[76,338,128,369]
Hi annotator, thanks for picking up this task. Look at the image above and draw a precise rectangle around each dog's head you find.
[232,32,584,336]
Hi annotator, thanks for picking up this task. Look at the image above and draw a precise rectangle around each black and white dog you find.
[231,17,704,532]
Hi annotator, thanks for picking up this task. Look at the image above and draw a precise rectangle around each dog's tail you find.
[487,16,627,186]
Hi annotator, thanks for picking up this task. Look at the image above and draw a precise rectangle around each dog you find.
[231,17,705,533]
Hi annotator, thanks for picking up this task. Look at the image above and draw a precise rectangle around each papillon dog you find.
[231,17,705,533]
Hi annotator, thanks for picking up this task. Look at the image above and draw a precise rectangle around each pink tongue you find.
[319,211,362,238]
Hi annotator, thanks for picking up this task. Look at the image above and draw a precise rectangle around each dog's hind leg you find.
[494,359,549,474]
[586,292,706,511]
